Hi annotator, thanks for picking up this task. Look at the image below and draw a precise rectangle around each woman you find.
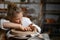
[0,2,41,40]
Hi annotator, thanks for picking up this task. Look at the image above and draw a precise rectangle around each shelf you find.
[43,23,60,27]
[44,10,60,15]
[0,1,39,4]
[45,2,60,4]
[45,0,60,4]
[0,8,7,13]
[41,0,60,35]
[43,21,60,25]
[43,23,60,25]
[0,2,4,4]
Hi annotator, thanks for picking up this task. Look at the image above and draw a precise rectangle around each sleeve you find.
[26,18,41,33]
[26,18,32,26]
[0,19,9,30]
[22,17,32,27]
[32,24,41,33]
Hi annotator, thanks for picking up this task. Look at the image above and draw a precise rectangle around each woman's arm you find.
[3,22,24,31]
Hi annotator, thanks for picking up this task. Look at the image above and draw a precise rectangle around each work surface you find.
[0,29,50,40]
[8,29,50,40]
[8,33,50,40]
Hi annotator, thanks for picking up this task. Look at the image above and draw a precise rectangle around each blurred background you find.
[0,0,60,40]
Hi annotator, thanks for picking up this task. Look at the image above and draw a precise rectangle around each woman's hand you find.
[20,27,25,31]
[29,24,38,32]
[20,26,32,31]
[19,24,37,32]
[24,27,32,31]
[19,24,31,31]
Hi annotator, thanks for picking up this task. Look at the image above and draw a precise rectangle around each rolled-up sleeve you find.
[0,19,9,30]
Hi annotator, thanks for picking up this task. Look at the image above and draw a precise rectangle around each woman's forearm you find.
[3,22,22,30]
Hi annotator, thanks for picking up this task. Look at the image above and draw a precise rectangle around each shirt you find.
[0,17,41,37]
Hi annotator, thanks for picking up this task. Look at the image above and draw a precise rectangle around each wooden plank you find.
[44,0,60,4]
[0,9,7,13]
[44,10,60,15]
[46,0,60,2]
[46,2,60,4]
[0,0,4,3]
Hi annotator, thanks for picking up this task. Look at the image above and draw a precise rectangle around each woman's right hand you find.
[20,27,32,31]
[19,25,32,31]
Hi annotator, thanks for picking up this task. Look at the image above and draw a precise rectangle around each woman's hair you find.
[7,2,23,18]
